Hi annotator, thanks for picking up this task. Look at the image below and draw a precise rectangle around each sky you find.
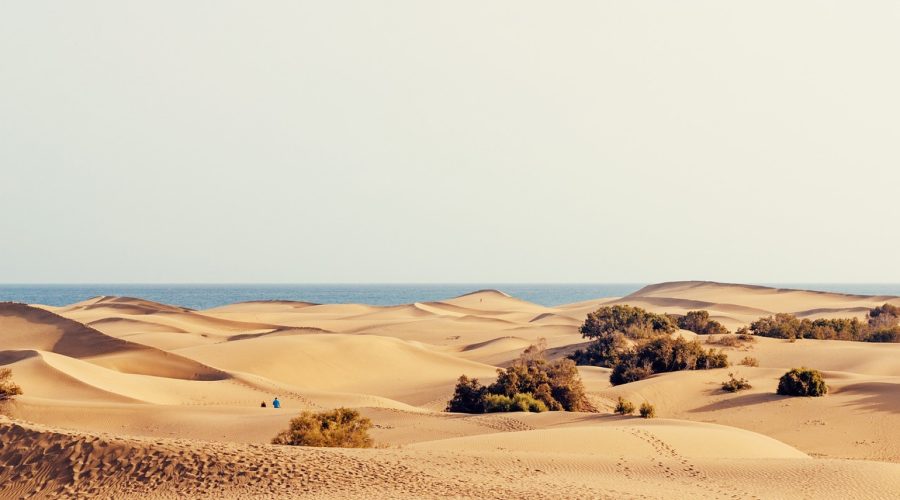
[2,1,899,283]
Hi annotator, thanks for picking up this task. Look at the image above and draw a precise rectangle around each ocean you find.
[1,283,899,310]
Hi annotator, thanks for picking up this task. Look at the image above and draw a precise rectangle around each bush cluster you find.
[609,336,729,386]
[614,396,635,415]
[0,368,22,401]
[272,408,373,448]
[639,402,656,419]
[738,356,759,367]
[777,368,827,397]
[721,372,751,392]
[749,304,900,342]
[669,310,729,335]
[572,306,730,386]
[579,305,676,341]
[448,341,591,413]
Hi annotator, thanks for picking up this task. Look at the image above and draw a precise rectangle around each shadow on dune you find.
[690,392,783,413]
[835,382,900,414]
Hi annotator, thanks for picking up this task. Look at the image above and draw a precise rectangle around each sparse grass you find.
[777,368,827,397]
[272,408,373,448]
[721,372,752,392]
[739,356,759,367]
[639,402,656,419]
[614,396,635,415]
[0,368,22,401]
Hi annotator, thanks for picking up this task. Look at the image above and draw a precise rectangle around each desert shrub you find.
[750,313,804,340]
[750,313,880,342]
[569,332,629,367]
[272,408,373,448]
[868,303,900,329]
[738,356,759,367]
[706,334,756,348]
[609,337,729,386]
[446,375,488,413]
[639,402,656,419]
[614,396,635,415]
[674,310,729,335]
[580,305,676,341]
[776,368,827,397]
[484,393,548,413]
[0,368,22,401]
[450,341,591,413]
[865,327,900,343]
[721,372,751,392]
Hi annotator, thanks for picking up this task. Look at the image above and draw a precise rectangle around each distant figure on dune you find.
[260,401,266,408]
[273,397,281,409]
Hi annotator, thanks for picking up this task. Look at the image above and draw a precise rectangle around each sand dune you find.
[2,282,900,498]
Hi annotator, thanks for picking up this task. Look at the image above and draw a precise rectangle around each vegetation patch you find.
[0,368,22,401]
[721,372,751,392]
[614,396,635,415]
[749,305,900,342]
[738,356,759,367]
[639,402,656,419]
[777,368,827,397]
[448,340,591,413]
[669,310,729,335]
[272,408,373,448]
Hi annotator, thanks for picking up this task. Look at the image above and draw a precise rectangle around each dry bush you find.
[272,408,373,448]
[0,368,23,401]
[739,356,759,367]
[721,372,752,392]
[639,402,656,419]
[777,368,827,397]
[614,396,635,415]
[449,340,592,413]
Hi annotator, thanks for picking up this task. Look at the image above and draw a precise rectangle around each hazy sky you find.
[2,1,899,283]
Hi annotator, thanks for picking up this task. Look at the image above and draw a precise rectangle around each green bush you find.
[569,332,629,367]
[449,341,592,413]
[446,375,487,413]
[614,396,635,415]
[721,372,751,392]
[673,310,729,335]
[272,408,373,448]
[0,368,22,401]
[749,309,900,342]
[739,356,759,367]
[639,402,656,419]
[580,305,676,341]
[609,337,729,386]
[777,368,827,397]
[483,393,548,413]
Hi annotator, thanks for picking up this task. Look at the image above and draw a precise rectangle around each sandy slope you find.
[2,282,900,498]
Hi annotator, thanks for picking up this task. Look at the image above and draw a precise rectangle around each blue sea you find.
[0,284,898,310]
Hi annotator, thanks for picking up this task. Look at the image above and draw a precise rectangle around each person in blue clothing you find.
[272,396,281,409]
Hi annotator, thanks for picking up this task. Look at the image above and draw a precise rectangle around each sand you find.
[2,281,900,498]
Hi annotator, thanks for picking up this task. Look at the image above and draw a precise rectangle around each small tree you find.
[721,373,751,392]
[272,408,373,448]
[0,368,22,401]
[777,368,827,397]
[580,305,676,341]
[639,402,656,419]
[446,375,488,413]
[614,396,635,415]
